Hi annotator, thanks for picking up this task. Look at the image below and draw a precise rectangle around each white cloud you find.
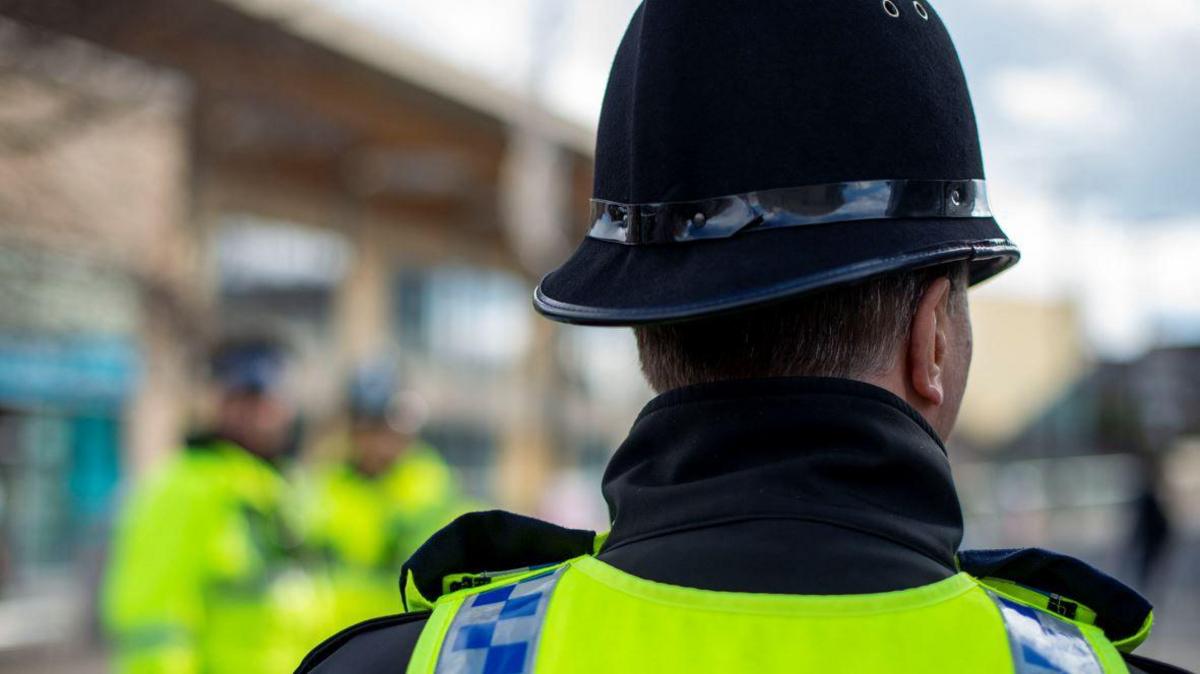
[1076,218,1200,358]
[991,66,1129,139]
[1001,0,1200,55]
[978,176,1200,358]
[984,202,1200,358]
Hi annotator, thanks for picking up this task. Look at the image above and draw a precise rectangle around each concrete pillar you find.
[334,216,390,369]
[496,314,560,514]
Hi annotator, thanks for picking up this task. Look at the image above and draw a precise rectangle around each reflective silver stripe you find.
[987,591,1103,674]
[434,567,564,674]
[588,179,992,245]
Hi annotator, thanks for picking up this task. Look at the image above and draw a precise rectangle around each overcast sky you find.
[322,0,1199,359]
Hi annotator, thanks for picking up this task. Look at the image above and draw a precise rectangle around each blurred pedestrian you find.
[299,364,472,629]
[299,1,1186,673]
[1130,453,1173,592]
[103,335,324,674]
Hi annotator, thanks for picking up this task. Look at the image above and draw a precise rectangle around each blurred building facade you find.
[953,298,1199,546]
[0,0,646,666]
[0,21,194,661]
[956,318,1200,549]
[954,313,1200,664]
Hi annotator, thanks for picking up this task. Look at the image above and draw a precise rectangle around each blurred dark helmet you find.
[534,0,1020,326]
[210,336,289,396]
[347,363,428,434]
[348,364,396,423]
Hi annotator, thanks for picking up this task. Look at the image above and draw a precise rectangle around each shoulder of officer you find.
[398,510,598,612]
[295,611,429,674]
[296,511,597,673]
[958,548,1193,674]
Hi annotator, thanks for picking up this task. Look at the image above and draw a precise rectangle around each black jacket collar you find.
[599,377,964,587]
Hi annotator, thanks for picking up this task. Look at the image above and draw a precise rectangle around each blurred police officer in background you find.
[299,363,471,628]
[104,335,325,674]
[298,1,1188,672]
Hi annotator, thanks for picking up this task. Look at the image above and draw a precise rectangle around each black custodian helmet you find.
[534,0,1019,326]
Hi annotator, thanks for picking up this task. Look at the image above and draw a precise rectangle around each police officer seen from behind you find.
[105,336,325,674]
[299,1,1188,672]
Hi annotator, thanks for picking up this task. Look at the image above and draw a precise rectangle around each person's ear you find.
[908,277,952,407]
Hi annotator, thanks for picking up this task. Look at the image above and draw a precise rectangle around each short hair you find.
[634,263,968,393]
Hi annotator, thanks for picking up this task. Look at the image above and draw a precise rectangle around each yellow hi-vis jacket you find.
[405,555,1146,674]
[300,443,474,628]
[102,440,327,674]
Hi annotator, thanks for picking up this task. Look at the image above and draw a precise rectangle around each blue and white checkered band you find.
[987,592,1102,674]
[434,567,565,674]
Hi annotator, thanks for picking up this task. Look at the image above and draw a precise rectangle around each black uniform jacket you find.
[298,377,1188,674]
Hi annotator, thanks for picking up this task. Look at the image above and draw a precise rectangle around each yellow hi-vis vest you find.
[298,444,475,627]
[103,442,328,674]
[406,555,1139,674]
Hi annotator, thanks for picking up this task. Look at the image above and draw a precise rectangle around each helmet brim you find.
[534,216,1018,326]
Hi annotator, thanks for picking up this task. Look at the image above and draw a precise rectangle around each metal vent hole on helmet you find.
[913,1,930,20]
[882,0,901,18]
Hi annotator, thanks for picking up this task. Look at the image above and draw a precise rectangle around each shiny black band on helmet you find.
[588,179,991,245]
